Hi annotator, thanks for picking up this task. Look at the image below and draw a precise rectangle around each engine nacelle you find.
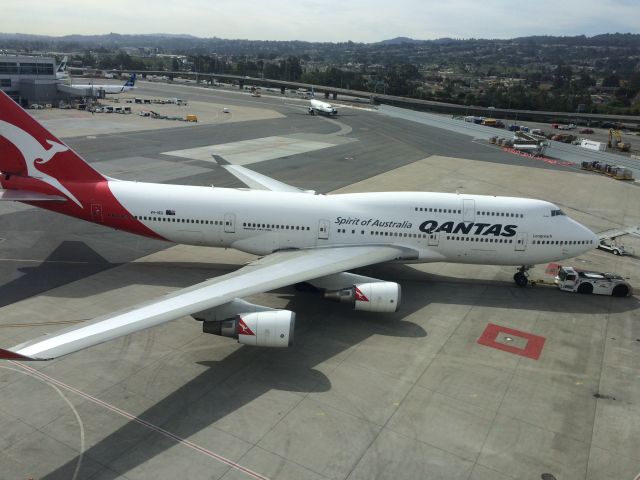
[324,282,401,313]
[201,310,295,348]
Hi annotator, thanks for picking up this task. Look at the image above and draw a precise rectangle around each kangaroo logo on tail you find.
[0,120,83,207]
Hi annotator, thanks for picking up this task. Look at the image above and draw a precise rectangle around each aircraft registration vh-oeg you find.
[0,90,598,361]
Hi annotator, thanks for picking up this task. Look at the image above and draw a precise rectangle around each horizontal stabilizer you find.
[0,190,67,202]
[211,154,315,194]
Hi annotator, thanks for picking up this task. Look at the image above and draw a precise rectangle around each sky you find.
[2,0,640,43]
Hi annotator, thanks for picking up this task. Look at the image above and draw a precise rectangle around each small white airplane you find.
[309,98,338,116]
[0,90,598,360]
[70,73,137,94]
[55,55,68,80]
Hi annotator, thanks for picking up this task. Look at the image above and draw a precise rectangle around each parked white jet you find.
[70,73,136,94]
[309,98,337,116]
[55,56,68,80]
[0,90,598,360]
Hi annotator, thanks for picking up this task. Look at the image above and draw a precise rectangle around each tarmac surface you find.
[0,81,639,480]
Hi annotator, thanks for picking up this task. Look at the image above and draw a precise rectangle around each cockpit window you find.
[551,209,565,217]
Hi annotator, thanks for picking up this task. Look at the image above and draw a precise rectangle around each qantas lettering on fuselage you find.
[419,220,518,237]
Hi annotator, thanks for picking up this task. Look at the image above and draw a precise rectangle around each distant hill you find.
[378,37,423,45]
[1,32,639,49]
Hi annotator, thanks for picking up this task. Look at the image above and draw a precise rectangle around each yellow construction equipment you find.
[608,129,631,152]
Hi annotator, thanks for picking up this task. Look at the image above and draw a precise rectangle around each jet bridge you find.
[56,84,105,98]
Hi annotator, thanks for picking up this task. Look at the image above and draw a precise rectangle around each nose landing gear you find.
[513,265,532,287]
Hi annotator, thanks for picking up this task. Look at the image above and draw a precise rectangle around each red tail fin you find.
[0,90,105,205]
[0,91,165,239]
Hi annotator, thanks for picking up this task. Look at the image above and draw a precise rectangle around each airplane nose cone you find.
[583,225,599,250]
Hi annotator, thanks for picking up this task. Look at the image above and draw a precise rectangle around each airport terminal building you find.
[0,55,69,106]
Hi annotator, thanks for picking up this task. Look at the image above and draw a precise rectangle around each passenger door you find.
[463,199,475,222]
[224,213,235,233]
[91,204,103,223]
[514,232,527,251]
[428,231,439,246]
[318,219,330,240]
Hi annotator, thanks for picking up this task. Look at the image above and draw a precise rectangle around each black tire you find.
[577,283,593,294]
[514,272,528,287]
[612,284,629,297]
[613,250,620,255]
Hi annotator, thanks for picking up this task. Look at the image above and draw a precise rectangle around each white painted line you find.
[11,361,270,480]
[1,365,86,480]
[163,136,334,166]
[0,258,89,264]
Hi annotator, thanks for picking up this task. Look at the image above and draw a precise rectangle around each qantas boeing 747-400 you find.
[0,90,598,360]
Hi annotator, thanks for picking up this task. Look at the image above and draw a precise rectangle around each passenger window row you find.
[243,222,311,231]
[371,231,427,238]
[446,236,513,243]
[478,211,523,218]
[533,239,594,245]
[135,215,219,225]
[415,207,462,214]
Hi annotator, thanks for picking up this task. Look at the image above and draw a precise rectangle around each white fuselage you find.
[108,181,597,266]
[310,99,337,115]
[70,83,134,94]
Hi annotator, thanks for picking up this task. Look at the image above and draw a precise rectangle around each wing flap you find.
[3,245,410,360]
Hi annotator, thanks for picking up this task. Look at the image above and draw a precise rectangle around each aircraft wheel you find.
[513,272,528,287]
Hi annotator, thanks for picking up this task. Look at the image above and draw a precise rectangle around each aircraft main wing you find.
[0,245,411,360]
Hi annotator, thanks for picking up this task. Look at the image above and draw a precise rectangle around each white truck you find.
[555,266,632,297]
[579,139,607,152]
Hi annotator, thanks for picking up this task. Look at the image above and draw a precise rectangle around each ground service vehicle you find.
[597,240,632,256]
[556,266,632,296]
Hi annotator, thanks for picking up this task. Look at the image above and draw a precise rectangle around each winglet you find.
[0,348,33,360]
[211,154,231,166]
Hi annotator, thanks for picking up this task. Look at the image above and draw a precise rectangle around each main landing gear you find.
[513,265,532,287]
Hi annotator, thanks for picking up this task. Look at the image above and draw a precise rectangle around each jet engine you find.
[200,310,295,348]
[324,282,401,312]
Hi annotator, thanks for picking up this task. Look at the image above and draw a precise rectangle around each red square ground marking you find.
[477,323,546,360]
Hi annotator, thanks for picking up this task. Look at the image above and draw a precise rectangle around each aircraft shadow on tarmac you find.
[0,241,119,308]
[39,280,428,479]
[6,243,634,316]
[27,258,637,478]
[362,263,640,315]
